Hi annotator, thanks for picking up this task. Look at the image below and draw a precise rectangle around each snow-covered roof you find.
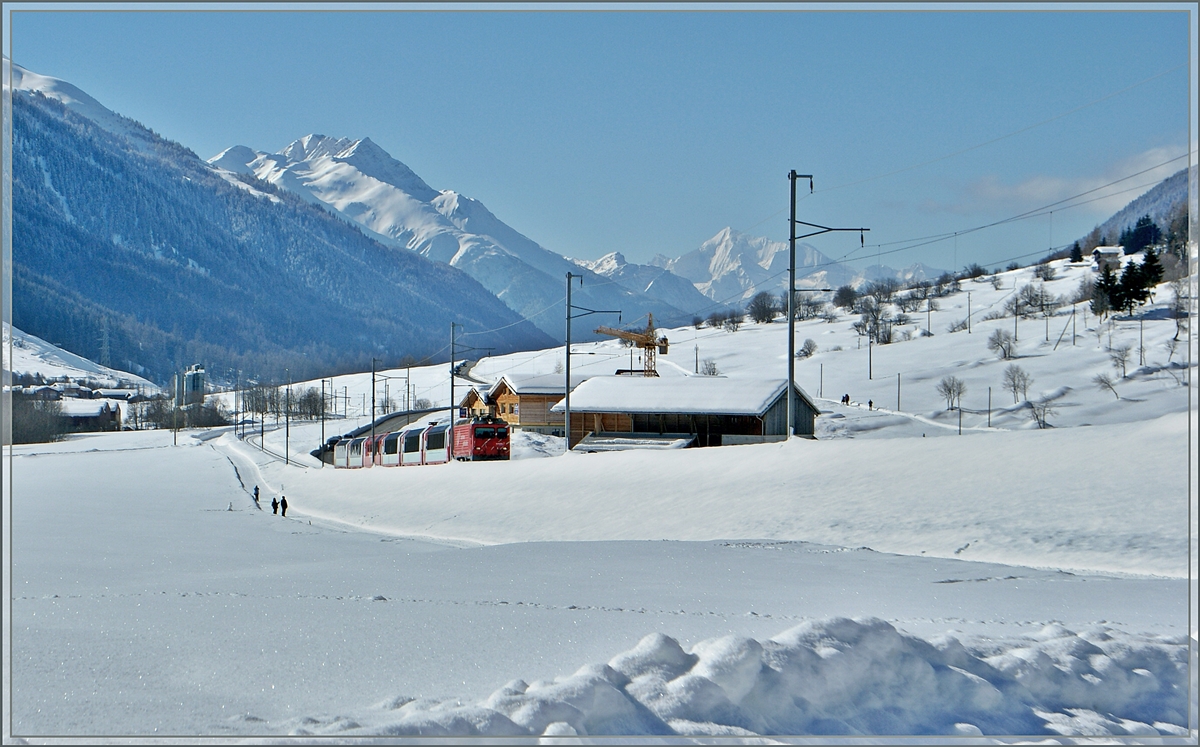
[550,376,815,416]
[58,399,119,417]
[1092,245,1124,255]
[490,373,591,397]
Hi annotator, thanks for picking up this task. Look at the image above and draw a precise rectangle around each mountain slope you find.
[1088,165,1193,245]
[9,62,553,385]
[212,136,695,341]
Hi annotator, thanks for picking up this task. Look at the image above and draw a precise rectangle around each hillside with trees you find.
[11,90,553,386]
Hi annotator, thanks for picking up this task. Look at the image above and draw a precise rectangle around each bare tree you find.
[747,291,778,324]
[1002,363,1033,403]
[1110,344,1132,378]
[723,311,744,332]
[935,376,966,411]
[797,339,818,359]
[1168,278,1189,341]
[987,329,1016,359]
[1029,398,1057,429]
[1093,372,1119,400]
[700,358,720,376]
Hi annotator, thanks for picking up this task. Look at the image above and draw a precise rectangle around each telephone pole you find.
[564,272,620,449]
[788,170,868,436]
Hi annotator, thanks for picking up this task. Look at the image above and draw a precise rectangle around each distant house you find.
[458,387,491,419]
[550,376,819,450]
[59,399,121,432]
[92,388,139,401]
[51,382,89,398]
[1092,245,1124,272]
[487,374,592,436]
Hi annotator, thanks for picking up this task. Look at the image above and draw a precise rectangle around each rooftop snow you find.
[551,376,814,415]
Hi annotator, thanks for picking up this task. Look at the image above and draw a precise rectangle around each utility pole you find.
[564,272,620,450]
[958,404,962,435]
[988,386,992,427]
[1072,303,1077,346]
[787,169,868,437]
[896,372,900,411]
[820,363,823,399]
[285,370,290,466]
[694,345,698,374]
[371,357,380,449]
[449,324,457,427]
[967,291,972,334]
[1139,314,1145,366]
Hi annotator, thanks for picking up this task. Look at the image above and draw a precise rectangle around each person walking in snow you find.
[280,496,288,517]
[868,399,873,410]
[271,496,279,515]
[253,485,260,506]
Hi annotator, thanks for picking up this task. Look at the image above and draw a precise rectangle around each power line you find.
[732,62,1187,238]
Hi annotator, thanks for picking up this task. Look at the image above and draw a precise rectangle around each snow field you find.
[242,410,1191,578]
[6,256,1194,739]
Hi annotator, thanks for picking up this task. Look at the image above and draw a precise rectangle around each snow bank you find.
[314,618,1189,739]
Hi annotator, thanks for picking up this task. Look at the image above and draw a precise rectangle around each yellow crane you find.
[595,314,669,377]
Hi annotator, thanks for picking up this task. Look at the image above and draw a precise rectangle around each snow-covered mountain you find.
[1087,165,1193,246]
[648,227,854,303]
[8,60,553,384]
[651,227,949,303]
[572,252,725,317]
[4,323,159,391]
[210,137,694,341]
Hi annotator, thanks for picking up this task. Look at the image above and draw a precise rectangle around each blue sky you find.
[5,3,1195,273]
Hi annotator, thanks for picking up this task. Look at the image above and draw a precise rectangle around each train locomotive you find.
[331,416,509,468]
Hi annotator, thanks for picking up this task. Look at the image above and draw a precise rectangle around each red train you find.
[452,416,510,461]
[331,416,509,468]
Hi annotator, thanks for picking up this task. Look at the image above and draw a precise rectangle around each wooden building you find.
[59,400,122,432]
[457,387,491,419]
[487,374,590,436]
[550,376,819,450]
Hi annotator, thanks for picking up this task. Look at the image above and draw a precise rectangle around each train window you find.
[496,428,508,438]
[384,434,399,455]
[403,433,421,453]
[427,431,446,450]
[474,427,495,439]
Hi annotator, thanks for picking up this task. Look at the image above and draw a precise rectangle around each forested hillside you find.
[11,90,553,385]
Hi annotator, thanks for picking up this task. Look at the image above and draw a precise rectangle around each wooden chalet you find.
[59,399,122,432]
[487,374,591,437]
[550,376,819,450]
[458,387,491,419]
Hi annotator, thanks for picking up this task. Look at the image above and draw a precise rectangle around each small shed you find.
[550,376,819,450]
[487,374,590,436]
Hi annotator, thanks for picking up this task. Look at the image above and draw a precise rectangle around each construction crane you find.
[595,314,669,377]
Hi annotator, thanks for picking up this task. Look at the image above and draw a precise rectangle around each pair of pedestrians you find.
[270,494,288,517]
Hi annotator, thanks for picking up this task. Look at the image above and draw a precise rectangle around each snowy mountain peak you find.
[208,145,263,175]
[576,251,627,275]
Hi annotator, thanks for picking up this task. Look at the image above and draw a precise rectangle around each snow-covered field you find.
[5,258,1197,741]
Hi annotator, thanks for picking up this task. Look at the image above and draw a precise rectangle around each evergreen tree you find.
[1092,263,1117,317]
[1139,248,1163,291]
[1114,260,1147,314]
[1069,241,1083,263]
